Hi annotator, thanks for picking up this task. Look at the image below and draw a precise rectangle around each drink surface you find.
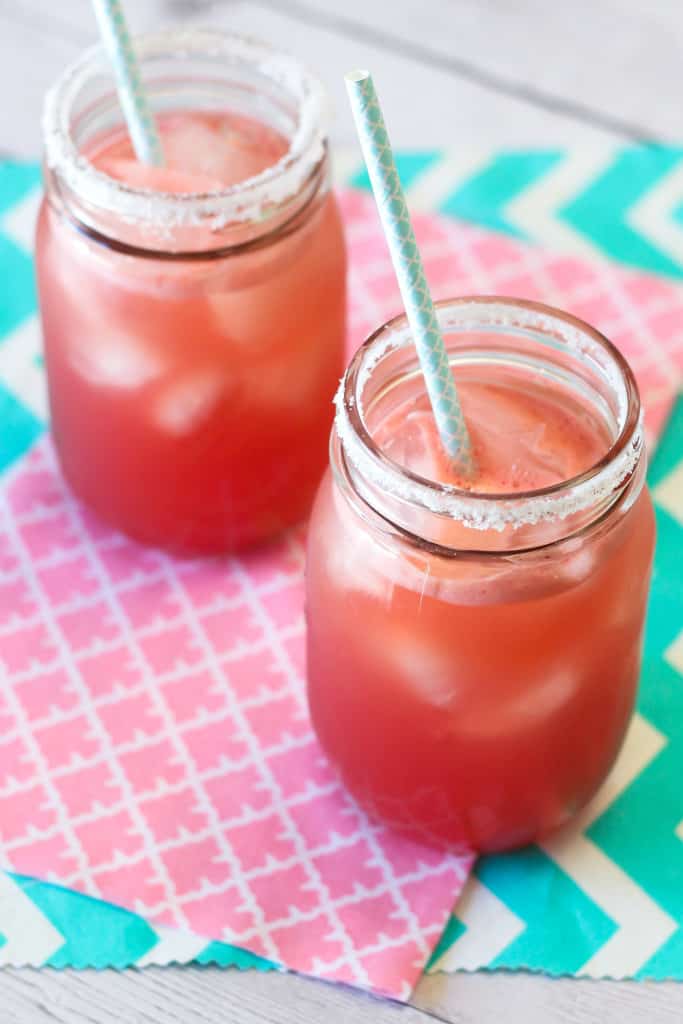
[378,375,610,494]
[37,110,347,552]
[89,110,290,192]
[306,367,655,852]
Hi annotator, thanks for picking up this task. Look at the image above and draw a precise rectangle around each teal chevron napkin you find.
[349,144,683,279]
[1,149,683,976]
[0,873,276,969]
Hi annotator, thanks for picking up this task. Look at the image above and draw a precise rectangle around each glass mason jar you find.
[37,29,347,553]
[306,297,655,853]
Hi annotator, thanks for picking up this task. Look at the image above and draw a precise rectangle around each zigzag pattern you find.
[0,872,275,969]
[0,163,44,474]
[1,153,683,977]
[349,146,683,278]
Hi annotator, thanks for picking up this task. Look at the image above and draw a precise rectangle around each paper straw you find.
[91,0,164,166]
[345,70,473,475]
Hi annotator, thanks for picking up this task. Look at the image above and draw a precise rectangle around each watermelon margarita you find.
[37,31,346,552]
[306,298,654,852]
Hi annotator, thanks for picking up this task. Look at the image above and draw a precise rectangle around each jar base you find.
[53,445,314,556]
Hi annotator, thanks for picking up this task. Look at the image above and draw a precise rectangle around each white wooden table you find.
[2,1,682,1020]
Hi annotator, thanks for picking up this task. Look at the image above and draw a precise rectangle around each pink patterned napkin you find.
[1,192,682,997]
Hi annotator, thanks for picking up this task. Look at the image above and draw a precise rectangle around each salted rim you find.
[335,296,644,532]
[42,28,328,228]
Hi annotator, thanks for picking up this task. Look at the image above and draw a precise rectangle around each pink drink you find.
[306,299,655,852]
[37,34,347,553]
[91,111,290,192]
[379,375,611,503]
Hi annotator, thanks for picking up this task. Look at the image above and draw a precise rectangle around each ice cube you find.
[69,332,165,390]
[161,115,284,186]
[456,668,578,741]
[558,538,597,585]
[152,369,226,436]
[385,627,458,708]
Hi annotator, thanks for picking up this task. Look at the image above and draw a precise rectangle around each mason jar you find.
[306,297,655,853]
[37,29,347,553]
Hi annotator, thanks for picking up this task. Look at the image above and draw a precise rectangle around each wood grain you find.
[3,966,683,1024]
[2,967,433,1024]
[3,0,668,156]
[258,0,683,141]
[418,972,683,1023]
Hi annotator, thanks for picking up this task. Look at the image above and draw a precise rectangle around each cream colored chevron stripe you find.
[135,926,209,967]
[504,147,617,259]
[541,714,676,977]
[628,162,683,268]
[654,464,683,529]
[0,873,63,966]
[406,150,493,213]
[0,316,48,420]
[331,148,363,189]
[1,181,41,253]
[428,876,524,972]
[664,631,683,674]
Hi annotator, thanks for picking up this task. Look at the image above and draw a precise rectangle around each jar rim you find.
[42,28,328,229]
[335,296,644,533]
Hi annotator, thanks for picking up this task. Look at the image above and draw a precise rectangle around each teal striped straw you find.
[91,0,164,166]
[345,70,474,476]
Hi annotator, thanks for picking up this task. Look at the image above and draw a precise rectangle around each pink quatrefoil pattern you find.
[1,192,682,997]
[0,438,472,997]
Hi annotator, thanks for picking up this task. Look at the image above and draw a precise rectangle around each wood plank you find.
[0,9,85,157]
[6,0,680,149]
[2,967,433,1024]
[0,0,625,158]
[258,0,683,142]
[223,2,626,148]
[3,964,683,1024]
[416,971,683,1023]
